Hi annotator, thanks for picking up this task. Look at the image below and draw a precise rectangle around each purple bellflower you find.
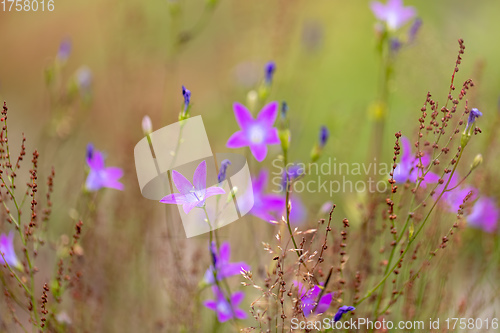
[204,286,247,322]
[85,144,124,191]
[467,197,499,233]
[0,232,21,269]
[334,305,356,322]
[393,136,439,187]
[218,159,231,183]
[370,0,416,30]
[160,160,225,214]
[226,102,281,162]
[250,169,285,222]
[293,281,334,318]
[204,241,250,284]
[265,61,276,84]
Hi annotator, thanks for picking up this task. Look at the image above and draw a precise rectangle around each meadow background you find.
[0,0,500,332]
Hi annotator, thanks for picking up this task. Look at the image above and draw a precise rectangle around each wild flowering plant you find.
[0,102,89,332]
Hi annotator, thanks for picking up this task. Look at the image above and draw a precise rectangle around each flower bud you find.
[179,85,192,120]
[217,159,231,183]
[57,38,72,62]
[319,126,329,148]
[246,90,258,112]
[76,66,92,92]
[264,61,276,85]
[142,115,152,136]
[470,154,483,171]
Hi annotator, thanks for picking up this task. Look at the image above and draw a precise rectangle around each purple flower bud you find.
[265,61,276,84]
[142,115,152,135]
[217,159,231,183]
[468,108,482,127]
[408,18,422,43]
[76,66,92,92]
[390,38,402,53]
[209,241,218,266]
[182,85,191,112]
[319,126,329,148]
[57,38,72,61]
[334,305,355,322]
[281,101,288,118]
[86,143,94,161]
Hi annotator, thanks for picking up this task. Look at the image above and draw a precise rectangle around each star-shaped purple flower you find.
[227,102,281,162]
[467,197,499,233]
[370,0,416,30]
[293,281,334,318]
[160,160,225,214]
[334,305,355,322]
[0,232,21,269]
[249,169,285,222]
[85,144,124,191]
[204,241,250,284]
[393,136,440,187]
[204,286,247,322]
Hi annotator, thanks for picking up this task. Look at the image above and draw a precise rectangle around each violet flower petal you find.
[467,197,499,233]
[256,101,278,127]
[233,103,254,130]
[226,131,248,148]
[263,128,280,145]
[316,293,333,314]
[204,187,226,200]
[0,232,20,268]
[160,193,192,205]
[249,144,268,162]
[182,202,199,214]
[102,167,124,190]
[171,170,195,196]
[193,160,207,197]
[231,291,245,305]
[218,242,231,263]
[203,300,217,311]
